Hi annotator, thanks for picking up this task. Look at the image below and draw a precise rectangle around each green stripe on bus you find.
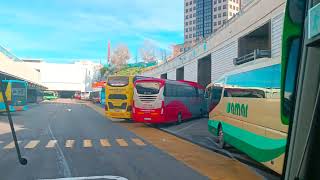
[208,120,286,162]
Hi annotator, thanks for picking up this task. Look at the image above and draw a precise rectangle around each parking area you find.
[157,118,281,180]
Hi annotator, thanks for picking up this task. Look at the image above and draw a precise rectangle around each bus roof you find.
[135,78,204,89]
[206,58,280,89]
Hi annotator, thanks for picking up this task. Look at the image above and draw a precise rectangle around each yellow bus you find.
[105,76,144,119]
[206,59,287,174]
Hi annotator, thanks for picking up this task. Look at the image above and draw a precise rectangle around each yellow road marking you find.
[116,139,128,147]
[3,141,20,149]
[46,140,57,148]
[131,138,146,146]
[83,139,92,148]
[24,140,40,149]
[65,140,75,148]
[100,139,111,147]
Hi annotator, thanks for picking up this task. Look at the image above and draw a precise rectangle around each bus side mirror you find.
[280,0,306,125]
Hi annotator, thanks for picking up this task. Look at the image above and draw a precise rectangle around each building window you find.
[186,15,188,19]
[186,2,188,6]
[190,1,192,5]
[218,0,221,3]
[189,34,192,38]
[189,27,192,31]
[190,14,192,18]
[223,5,226,9]
[214,22,217,26]
[186,22,188,25]
[229,12,232,16]
[193,20,196,24]
[185,35,188,39]
[193,13,196,17]
[236,7,239,11]
[214,7,217,11]
[214,0,217,4]
[190,8,192,11]
[218,21,221,25]
[218,13,221,17]
[214,15,217,19]
[186,28,188,32]
[193,26,196,30]
[193,33,196,37]
[186,9,188,13]
[193,6,196,10]
[230,5,232,8]
[218,6,221,10]
[223,12,226,16]
[189,21,192,24]
[233,6,235,10]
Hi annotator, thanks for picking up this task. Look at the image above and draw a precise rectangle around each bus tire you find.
[177,113,182,124]
[217,124,225,149]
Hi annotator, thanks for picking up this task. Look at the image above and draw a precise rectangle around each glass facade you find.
[196,0,213,40]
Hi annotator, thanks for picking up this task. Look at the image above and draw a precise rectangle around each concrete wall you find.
[184,61,198,82]
[271,12,284,58]
[211,41,238,82]
[167,70,176,80]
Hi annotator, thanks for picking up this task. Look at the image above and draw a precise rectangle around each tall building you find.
[184,0,197,49]
[196,0,213,40]
[184,0,241,46]
[212,0,241,32]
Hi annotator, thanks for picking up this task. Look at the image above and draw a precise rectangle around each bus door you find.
[11,82,27,108]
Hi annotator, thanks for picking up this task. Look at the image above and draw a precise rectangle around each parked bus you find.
[0,80,28,112]
[206,59,286,174]
[105,75,145,119]
[43,91,58,100]
[133,78,205,124]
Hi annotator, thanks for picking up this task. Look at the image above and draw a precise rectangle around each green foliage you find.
[114,67,145,76]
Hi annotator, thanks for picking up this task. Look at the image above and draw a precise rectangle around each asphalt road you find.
[0,102,208,180]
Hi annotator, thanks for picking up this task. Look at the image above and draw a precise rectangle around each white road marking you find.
[65,140,75,148]
[24,140,40,149]
[83,139,92,147]
[46,140,57,148]
[39,175,128,180]
[3,141,20,149]
[131,138,146,146]
[116,139,128,147]
[100,139,111,147]
[47,118,72,177]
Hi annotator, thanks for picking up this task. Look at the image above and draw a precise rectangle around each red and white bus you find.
[133,78,205,124]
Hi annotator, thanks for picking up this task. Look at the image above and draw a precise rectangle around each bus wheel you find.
[217,125,225,149]
[177,113,182,124]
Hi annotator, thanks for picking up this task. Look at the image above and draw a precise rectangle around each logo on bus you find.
[226,102,248,118]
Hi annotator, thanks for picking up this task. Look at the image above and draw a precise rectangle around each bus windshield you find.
[108,76,129,87]
[135,82,160,95]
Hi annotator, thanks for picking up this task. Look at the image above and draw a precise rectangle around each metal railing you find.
[0,45,22,62]
[233,49,271,65]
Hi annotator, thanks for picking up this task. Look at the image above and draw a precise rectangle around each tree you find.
[139,40,157,63]
[111,44,130,69]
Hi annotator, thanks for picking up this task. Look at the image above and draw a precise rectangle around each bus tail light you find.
[105,105,108,111]
[160,101,164,115]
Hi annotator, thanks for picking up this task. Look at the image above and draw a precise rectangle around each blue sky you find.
[0,0,184,63]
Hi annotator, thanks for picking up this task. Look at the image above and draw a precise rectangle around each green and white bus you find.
[206,58,286,174]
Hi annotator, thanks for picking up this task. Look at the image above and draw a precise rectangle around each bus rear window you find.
[136,82,160,95]
[108,77,129,87]
[108,94,127,100]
